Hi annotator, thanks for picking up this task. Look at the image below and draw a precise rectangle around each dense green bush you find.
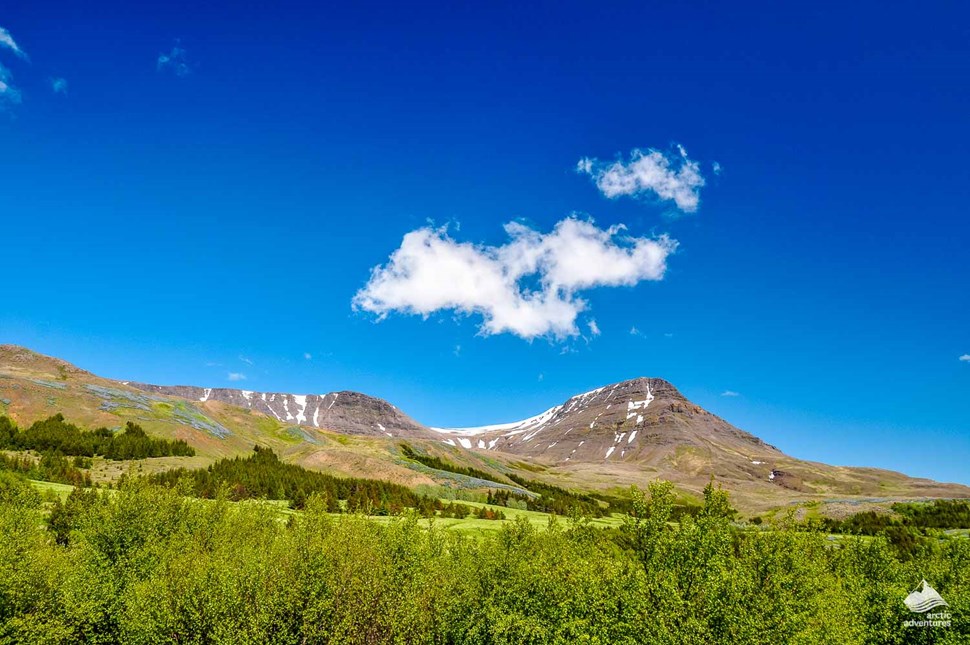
[0,472,966,643]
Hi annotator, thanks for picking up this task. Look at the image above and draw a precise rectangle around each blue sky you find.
[1,1,968,484]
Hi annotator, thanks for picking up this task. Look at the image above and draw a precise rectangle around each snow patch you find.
[199,388,212,403]
[627,430,637,444]
[457,438,472,449]
[626,385,655,412]
[431,404,561,437]
[605,446,615,459]
[293,395,307,424]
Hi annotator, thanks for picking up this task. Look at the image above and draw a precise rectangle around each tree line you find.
[398,443,503,483]
[0,414,195,460]
[0,451,92,487]
[147,445,434,514]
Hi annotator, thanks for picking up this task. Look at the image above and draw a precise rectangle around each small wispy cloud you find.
[960,354,970,363]
[157,42,191,77]
[629,326,643,337]
[537,373,545,382]
[0,27,27,60]
[303,352,313,360]
[712,161,722,175]
[0,66,21,106]
[50,77,67,94]
[588,319,601,337]
[453,344,462,357]
[354,216,676,341]
[239,355,253,365]
[0,25,27,108]
[663,332,674,338]
[227,372,247,382]
[721,390,740,397]
[577,145,706,213]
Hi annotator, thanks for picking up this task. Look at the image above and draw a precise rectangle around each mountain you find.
[127,383,434,440]
[1,344,968,511]
[432,377,779,465]
[431,377,970,503]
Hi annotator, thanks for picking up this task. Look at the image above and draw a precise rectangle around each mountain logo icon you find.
[904,580,949,613]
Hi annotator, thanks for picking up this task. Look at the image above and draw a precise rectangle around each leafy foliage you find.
[0,472,966,643]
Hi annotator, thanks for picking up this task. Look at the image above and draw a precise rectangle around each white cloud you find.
[157,43,191,77]
[453,344,461,357]
[239,355,253,365]
[303,352,312,360]
[578,146,706,213]
[0,65,21,106]
[0,26,26,108]
[227,372,247,381]
[588,319,601,336]
[50,77,67,94]
[712,161,722,175]
[629,326,642,337]
[721,390,740,397]
[538,373,544,381]
[354,217,676,341]
[960,354,970,362]
[0,27,26,59]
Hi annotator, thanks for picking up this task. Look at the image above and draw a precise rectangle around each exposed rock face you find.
[127,383,434,439]
[432,377,781,464]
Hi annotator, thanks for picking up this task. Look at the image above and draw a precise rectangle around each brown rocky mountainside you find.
[128,382,435,440]
[432,377,780,466]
